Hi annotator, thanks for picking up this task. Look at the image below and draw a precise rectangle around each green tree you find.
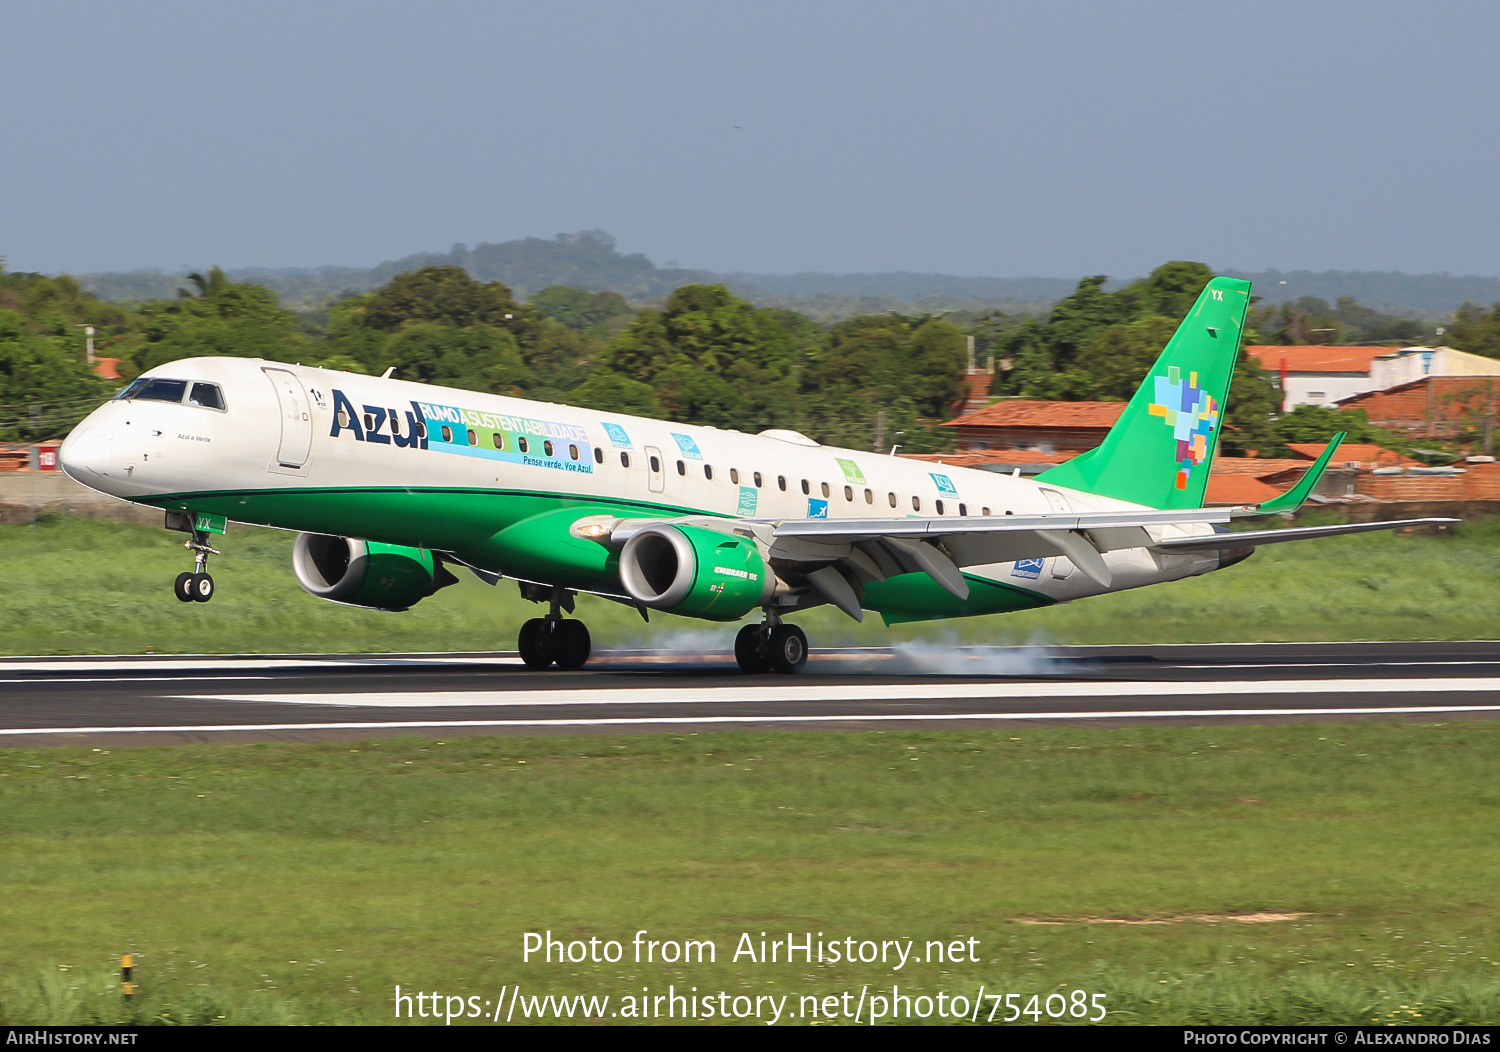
[134,266,307,372]
[1448,302,1500,360]
[593,284,810,430]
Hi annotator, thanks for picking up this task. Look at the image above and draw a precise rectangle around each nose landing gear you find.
[173,529,219,603]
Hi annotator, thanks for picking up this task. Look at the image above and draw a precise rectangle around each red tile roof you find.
[1205,475,1288,505]
[944,400,1126,429]
[1211,457,1309,478]
[1286,442,1421,468]
[901,450,1070,468]
[1245,346,1388,373]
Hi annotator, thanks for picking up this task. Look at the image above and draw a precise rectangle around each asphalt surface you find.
[4,641,1500,746]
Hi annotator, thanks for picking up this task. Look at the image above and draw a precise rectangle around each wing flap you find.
[1154,518,1458,551]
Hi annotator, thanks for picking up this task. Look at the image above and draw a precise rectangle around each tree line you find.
[5,258,1499,457]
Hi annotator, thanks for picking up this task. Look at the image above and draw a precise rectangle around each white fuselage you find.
[60,357,1223,608]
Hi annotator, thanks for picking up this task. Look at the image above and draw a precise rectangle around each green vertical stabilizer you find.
[1036,276,1252,509]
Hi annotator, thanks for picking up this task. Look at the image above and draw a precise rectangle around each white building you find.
[1245,345,1500,410]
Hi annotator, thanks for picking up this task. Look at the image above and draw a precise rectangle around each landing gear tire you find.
[190,573,215,603]
[734,624,769,674]
[766,624,808,675]
[518,617,553,669]
[553,620,591,671]
[174,572,196,603]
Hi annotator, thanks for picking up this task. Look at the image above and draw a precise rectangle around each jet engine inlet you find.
[618,523,775,621]
[291,533,442,611]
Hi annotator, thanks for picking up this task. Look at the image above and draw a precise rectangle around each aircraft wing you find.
[599,508,1458,622]
[769,511,1460,617]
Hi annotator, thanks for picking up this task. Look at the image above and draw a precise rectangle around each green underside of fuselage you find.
[141,486,1055,624]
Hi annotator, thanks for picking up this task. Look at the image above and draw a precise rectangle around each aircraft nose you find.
[58,424,114,483]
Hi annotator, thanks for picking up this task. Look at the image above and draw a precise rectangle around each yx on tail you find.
[1036,275,1252,509]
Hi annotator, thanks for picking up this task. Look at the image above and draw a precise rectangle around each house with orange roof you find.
[942,400,1125,455]
[1244,345,1390,410]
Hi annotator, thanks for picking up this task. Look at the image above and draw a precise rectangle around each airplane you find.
[57,276,1453,674]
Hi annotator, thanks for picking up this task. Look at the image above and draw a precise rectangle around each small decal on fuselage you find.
[1012,558,1044,580]
[807,498,828,518]
[836,457,867,485]
[602,421,632,448]
[930,472,958,496]
[671,432,703,460]
[737,486,758,516]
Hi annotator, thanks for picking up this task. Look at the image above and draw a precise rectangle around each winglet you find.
[1255,433,1346,514]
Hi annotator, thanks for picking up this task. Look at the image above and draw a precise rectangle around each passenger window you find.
[518,436,528,453]
[778,476,787,491]
[982,507,991,516]
[466,429,477,445]
[705,464,714,480]
[864,489,873,504]
[959,503,968,516]
[493,433,505,449]
[754,472,763,488]
[649,454,660,472]
[569,444,580,460]
[844,485,853,502]
[364,413,374,430]
[888,492,897,508]
[730,468,740,485]
[620,452,631,468]
[442,425,454,443]
[594,447,604,464]
[912,496,921,511]
[544,440,554,457]
[935,500,945,515]
[676,460,686,475]
[188,383,224,410]
[821,482,831,498]
[801,479,810,495]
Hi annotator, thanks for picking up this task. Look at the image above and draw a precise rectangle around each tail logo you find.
[1148,366,1219,490]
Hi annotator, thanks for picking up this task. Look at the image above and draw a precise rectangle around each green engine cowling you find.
[618,523,774,621]
[292,533,444,612]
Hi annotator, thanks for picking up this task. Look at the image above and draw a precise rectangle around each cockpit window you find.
[188,382,225,410]
[114,378,188,403]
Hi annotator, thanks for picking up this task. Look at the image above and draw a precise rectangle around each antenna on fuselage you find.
[380,367,395,379]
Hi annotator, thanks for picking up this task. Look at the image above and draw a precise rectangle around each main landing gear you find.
[174,529,219,603]
[516,585,592,671]
[735,616,807,675]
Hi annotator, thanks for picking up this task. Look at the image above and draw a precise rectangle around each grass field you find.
[4,517,1499,1026]
[2,514,1499,654]
[2,725,1498,1025]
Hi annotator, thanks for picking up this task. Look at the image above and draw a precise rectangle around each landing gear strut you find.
[735,616,807,675]
[174,529,218,603]
[517,585,591,670]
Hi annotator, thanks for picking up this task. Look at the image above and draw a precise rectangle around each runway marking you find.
[5,704,1500,737]
[181,677,1500,708]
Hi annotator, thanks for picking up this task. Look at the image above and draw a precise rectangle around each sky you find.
[3,1,1499,279]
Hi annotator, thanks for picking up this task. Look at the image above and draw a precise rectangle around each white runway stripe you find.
[4,704,1500,737]
[181,677,1500,708]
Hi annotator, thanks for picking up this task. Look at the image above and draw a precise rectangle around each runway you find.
[4,640,1500,745]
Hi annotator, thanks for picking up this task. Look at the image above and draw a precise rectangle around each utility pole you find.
[873,409,886,453]
[77,325,95,367]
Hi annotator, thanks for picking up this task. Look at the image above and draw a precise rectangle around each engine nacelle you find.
[618,524,774,621]
[292,533,441,612]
